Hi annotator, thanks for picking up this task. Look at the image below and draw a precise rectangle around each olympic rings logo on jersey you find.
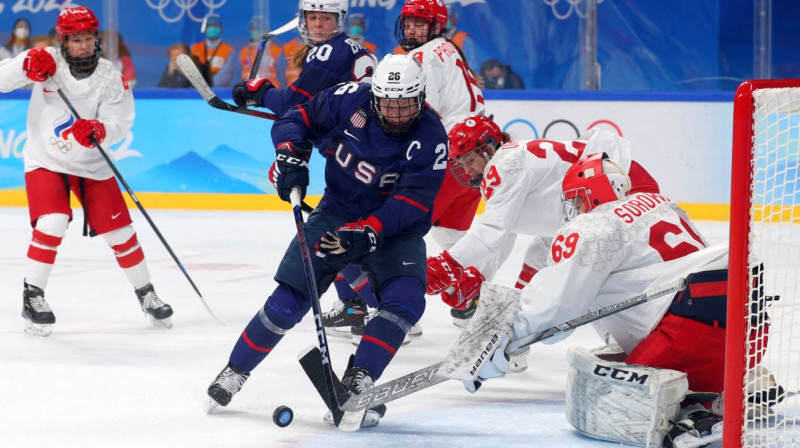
[502,118,623,141]
[49,136,72,154]
[145,0,227,24]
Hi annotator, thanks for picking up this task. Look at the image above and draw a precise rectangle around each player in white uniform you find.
[394,0,489,325]
[453,153,758,447]
[426,115,660,317]
[0,6,173,336]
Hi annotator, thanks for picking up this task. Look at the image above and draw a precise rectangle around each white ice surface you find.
[0,207,729,448]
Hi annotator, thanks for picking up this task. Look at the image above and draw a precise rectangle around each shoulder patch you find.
[350,108,368,128]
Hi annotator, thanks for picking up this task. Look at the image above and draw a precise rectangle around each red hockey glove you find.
[442,266,484,310]
[232,77,273,107]
[23,47,56,82]
[426,251,463,295]
[316,216,383,264]
[71,119,106,148]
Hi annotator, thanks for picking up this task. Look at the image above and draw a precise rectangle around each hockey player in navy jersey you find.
[206,54,448,428]
[233,0,380,337]
[231,0,376,116]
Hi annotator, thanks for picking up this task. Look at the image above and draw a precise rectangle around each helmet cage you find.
[449,137,499,189]
[298,0,348,45]
[395,0,448,51]
[56,6,101,71]
[560,153,631,221]
[371,94,427,136]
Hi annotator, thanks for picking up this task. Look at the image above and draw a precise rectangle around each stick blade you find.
[175,54,215,102]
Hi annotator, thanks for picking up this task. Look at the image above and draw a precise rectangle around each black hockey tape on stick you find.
[339,278,688,412]
[175,54,279,120]
[288,187,353,429]
[46,75,225,326]
[176,54,315,214]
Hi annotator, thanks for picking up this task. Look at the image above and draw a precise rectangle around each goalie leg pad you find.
[566,346,689,447]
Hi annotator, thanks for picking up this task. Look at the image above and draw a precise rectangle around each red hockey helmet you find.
[55,6,101,71]
[395,0,448,51]
[55,6,99,36]
[448,115,503,189]
[561,152,631,220]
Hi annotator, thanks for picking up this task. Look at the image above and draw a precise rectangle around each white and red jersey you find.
[510,193,728,354]
[0,47,134,180]
[448,128,634,279]
[408,37,484,131]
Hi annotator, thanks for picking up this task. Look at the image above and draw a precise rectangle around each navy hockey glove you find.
[273,141,311,201]
[232,78,273,107]
[315,216,383,264]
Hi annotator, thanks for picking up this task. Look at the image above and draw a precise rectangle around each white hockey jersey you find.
[0,47,134,180]
[448,128,633,279]
[509,192,728,354]
[408,37,484,131]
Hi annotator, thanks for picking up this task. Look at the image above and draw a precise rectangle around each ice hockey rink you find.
[0,207,730,448]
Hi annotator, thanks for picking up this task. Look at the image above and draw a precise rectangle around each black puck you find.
[273,405,294,427]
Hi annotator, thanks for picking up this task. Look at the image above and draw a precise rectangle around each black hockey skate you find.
[322,297,368,327]
[663,409,722,448]
[135,283,173,328]
[451,297,479,328]
[206,363,251,413]
[22,282,55,337]
[323,365,386,428]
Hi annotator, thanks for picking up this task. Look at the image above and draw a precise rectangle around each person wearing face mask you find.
[190,14,237,87]
[238,16,284,86]
[347,13,379,58]
[0,18,33,61]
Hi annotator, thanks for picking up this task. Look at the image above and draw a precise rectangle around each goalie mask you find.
[371,54,427,136]
[561,152,631,221]
[298,0,348,45]
[448,115,503,189]
[55,6,101,72]
[395,0,448,51]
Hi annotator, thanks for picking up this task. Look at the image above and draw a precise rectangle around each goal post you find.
[726,79,800,447]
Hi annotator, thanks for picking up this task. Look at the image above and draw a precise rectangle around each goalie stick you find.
[330,277,688,413]
[47,75,224,326]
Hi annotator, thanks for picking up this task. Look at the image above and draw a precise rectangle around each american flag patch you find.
[350,109,368,128]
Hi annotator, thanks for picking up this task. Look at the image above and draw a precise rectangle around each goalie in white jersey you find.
[450,153,776,447]
[0,6,173,336]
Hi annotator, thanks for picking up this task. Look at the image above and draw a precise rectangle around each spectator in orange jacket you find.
[191,14,237,87]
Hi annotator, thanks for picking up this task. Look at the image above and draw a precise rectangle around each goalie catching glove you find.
[315,216,383,264]
[232,78,273,108]
[271,141,311,201]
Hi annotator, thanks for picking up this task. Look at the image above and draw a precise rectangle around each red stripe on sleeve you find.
[289,84,313,99]
[393,195,429,213]
[297,104,311,127]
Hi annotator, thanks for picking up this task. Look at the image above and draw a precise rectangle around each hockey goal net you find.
[726,79,800,447]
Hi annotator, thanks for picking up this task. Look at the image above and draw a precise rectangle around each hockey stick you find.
[176,53,279,121]
[46,76,224,325]
[247,17,300,101]
[176,53,315,214]
[289,187,363,431]
[338,277,688,412]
